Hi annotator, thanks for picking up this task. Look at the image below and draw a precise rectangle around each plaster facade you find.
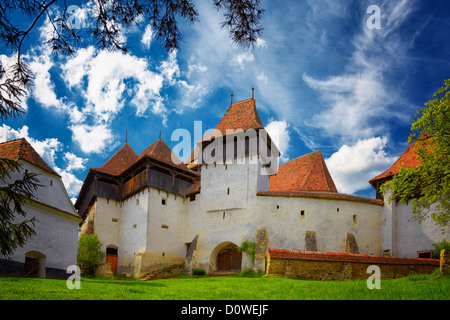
[1,158,81,279]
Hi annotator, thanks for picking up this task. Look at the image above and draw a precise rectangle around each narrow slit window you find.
[162,198,167,205]
[227,187,230,195]
[300,210,305,223]
[353,215,357,227]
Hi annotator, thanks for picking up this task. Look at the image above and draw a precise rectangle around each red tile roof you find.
[369,139,423,187]
[139,138,194,174]
[92,143,139,176]
[270,150,338,193]
[0,138,59,176]
[257,190,383,205]
[215,98,264,134]
[268,248,439,265]
[199,98,264,143]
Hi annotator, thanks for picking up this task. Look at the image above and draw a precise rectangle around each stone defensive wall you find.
[266,248,443,280]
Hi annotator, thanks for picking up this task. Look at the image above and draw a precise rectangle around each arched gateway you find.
[210,242,242,273]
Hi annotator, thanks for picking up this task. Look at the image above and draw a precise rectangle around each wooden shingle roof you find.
[139,138,193,174]
[0,138,59,176]
[92,143,139,176]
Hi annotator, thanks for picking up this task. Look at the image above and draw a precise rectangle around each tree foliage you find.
[381,79,450,227]
[77,233,105,274]
[0,0,264,120]
[0,158,42,258]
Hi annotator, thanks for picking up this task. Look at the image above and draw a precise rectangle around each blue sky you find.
[1,0,450,200]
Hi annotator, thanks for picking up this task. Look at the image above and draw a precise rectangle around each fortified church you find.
[75,93,449,277]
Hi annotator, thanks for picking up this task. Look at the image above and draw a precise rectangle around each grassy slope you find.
[1,272,449,300]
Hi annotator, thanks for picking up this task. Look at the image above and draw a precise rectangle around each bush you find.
[77,233,105,275]
[432,240,450,259]
[192,269,206,276]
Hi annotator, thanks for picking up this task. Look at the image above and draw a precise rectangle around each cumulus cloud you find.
[265,120,290,163]
[64,152,87,172]
[69,123,114,154]
[325,136,398,194]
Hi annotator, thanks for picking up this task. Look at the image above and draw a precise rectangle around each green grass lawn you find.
[1,271,449,300]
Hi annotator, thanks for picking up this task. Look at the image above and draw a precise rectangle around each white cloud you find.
[303,0,419,145]
[158,50,180,85]
[325,136,398,194]
[265,120,290,163]
[64,152,87,172]
[230,52,255,70]
[54,167,84,198]
[303,70,390,140]
[60,46,168,151]
[70,124,113,154]
[141,24,153,49]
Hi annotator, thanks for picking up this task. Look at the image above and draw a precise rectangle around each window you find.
[112,218,118,222]
[337,208,339,212]
[162,198,167,205]
[276,205,279,210]
[227,187,230,195]
[417,250,432,259]
[353,215,357,227]
[161,224,169,229]
[136,198,139,206]
[300,210,305,223]
[50,180,53,186]
[133,224,137,229]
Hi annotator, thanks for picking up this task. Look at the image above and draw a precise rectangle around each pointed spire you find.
[230,92,233,105]
[125,128,128,144]
[252,86,254,99]
[159,130,161,139]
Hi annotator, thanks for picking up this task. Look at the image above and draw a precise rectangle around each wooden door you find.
[106,254,118,274]
[24,257,40,278]
[217,245,242,271]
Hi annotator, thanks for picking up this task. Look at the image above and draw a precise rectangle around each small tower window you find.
[50,180,53,186]
[227,187,230,195]
[300,210,305,223]
[136,198,139,206]
[162,198,167,205]
[353,215,357,227]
